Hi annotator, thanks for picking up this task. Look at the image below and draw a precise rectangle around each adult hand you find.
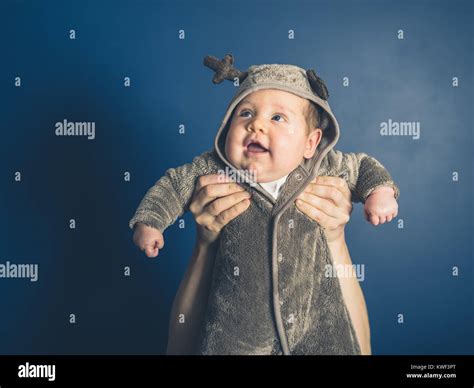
[189,174,251,244]
[295,176,352,243]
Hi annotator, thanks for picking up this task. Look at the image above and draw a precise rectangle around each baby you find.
[129,54,399,355]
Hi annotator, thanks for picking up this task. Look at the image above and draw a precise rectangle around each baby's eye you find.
[239,110,252,118]
[272,114,285,122]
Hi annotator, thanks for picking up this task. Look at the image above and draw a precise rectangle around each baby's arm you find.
[322,149,400,225]
[129,150,217,256]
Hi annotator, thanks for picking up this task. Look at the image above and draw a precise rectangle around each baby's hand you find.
[132,223,164,258]
[364,186,398,226]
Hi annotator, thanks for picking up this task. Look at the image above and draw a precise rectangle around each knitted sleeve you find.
[320,149,400,204]
[128,150,218,233]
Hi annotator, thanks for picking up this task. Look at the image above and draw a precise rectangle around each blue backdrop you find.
[0,0,472,355]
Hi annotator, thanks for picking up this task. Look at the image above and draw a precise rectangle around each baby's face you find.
[225,89,322,183]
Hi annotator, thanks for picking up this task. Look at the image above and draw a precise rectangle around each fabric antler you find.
[306,69,329,100]
[203,54,248,84]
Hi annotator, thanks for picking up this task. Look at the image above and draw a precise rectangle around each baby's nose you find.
[248,117,268,133]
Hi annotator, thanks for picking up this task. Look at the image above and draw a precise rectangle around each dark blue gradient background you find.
[0,0,472,355]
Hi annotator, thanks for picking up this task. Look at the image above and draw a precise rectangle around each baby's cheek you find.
[274,135,306,163]
[224,136,241,162]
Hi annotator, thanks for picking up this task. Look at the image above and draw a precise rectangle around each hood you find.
[205,57,340,190]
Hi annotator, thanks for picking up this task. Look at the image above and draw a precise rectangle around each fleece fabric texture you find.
[129,62,400,355]
[129,150,399,355]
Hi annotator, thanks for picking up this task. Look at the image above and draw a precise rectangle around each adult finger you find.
[192,182,245,210]
[297,192,347,220]
[195,174,233,193]
[191,174,233,214]
[295,198,337,229]
[303,184,352,212]
[205,191,251,217]
[311,176,351,198]
[214,198,251,227]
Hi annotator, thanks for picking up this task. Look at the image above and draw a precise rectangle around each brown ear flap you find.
[203,54,248,84]
[306,69,329,100]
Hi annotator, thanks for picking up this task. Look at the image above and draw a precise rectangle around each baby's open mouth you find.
[245,140,269,153]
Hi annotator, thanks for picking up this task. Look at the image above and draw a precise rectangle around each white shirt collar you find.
[259,174,289,200]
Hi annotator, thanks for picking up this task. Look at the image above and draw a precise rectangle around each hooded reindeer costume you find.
[129,54,400,355]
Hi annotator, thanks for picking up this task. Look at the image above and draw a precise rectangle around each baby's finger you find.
[369,215,380,226]
[144,242,158,258]
[156,234,164,249]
